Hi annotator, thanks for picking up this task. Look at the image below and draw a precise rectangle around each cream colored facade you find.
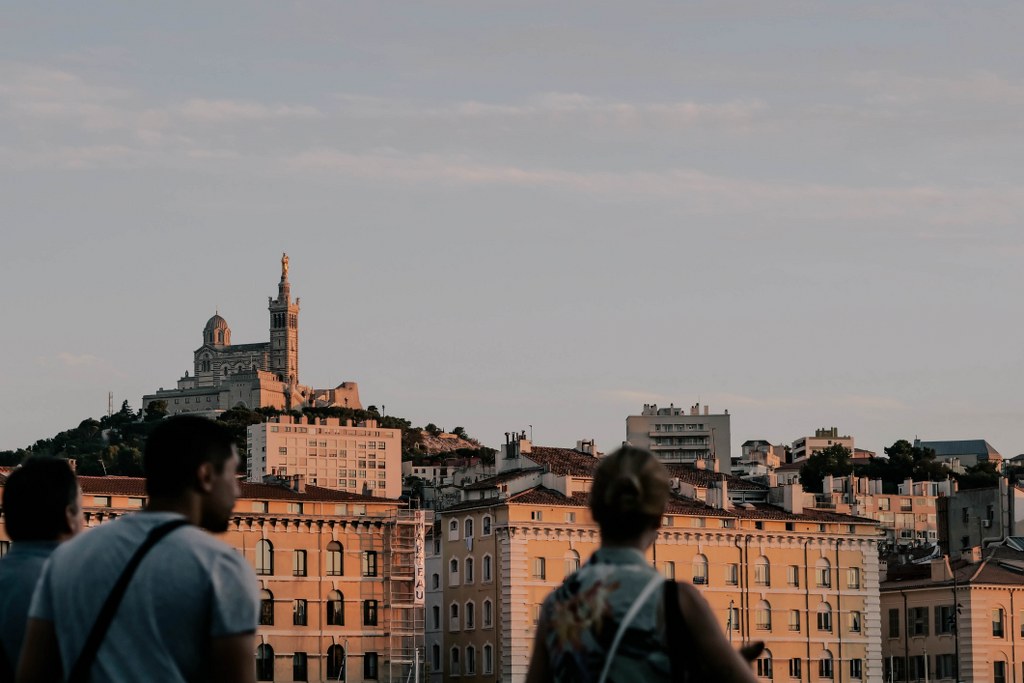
[248,415,402,499]
[434,438,883,683]
[880,545,1024,683]
[793,428,855,463]
[0,474,426,683]
[626,402,732,475]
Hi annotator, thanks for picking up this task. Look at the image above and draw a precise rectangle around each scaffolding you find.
[386,507,429,682]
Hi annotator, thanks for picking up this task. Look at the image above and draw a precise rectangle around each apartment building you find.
[940,479,1024,559]
[434,435,883,683]
[0,474,426,683]
[880,542,1024,683]
[248,415,402,498]
[792,428,854,463]
[626,402,732,475]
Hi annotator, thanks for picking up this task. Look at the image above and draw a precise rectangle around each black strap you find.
[664,579,693,683]
[67,519,189,683]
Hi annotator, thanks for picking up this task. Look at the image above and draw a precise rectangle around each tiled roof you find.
[524,447,600,477]
[664,495,734,517]
[463,468,543,490]
[663,464,768,491]
[76,476,398,503]
[729,503,877,524]
[440,497,505,513]
[507,486,586,507]
[882,546,1024,589]
[773,462,803,472]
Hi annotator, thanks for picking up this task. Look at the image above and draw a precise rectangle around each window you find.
[483,554,492,582]
[327,590,344,626]
[936,605,955,634]
[363,599,379,626]
[450,603,460,631]
[909,655,926,681]
[465,517,474,538]
[293,599,307,626]
[755,600,772,631]
[787,565,800,587]
[692,554,708,584]
[728,606,740,635]
[788,658,801,679]
[293,550,307,577]
[362,550,378,577]
[484,644,493,674]
[756,651,772,679]
[815,558,831,587]
[887,657,906,681]
[327,645,345,680]
[935,654,955,679]
[817,603,832,632]
[450,558,460,586]
[725,563,738,585]
[849,610,861,633]
[788,609,801,632]
[819,651,833,679]
[849,658,862,680]
[450,648,461,676]
[466,645,477,675]
[888,608,900,638]
[432,644,441,672]
[465,601,476,629]
[432,573,440,589]
[288,502,304,514]
[909,606,929,636]
[663,561,676,580]
[432,605,440,629]
[449,519,460,541]
[483,599,493,628]
[566,511,576,523]
[482,516,492,535]
[533,557,546,580]
[252,501,269,513]
[754,557,770,586]
[293,652,307,681]
[364,652,379,680]
[565,550,581,575]
[326,541,343,575]
[993,607,1005,637]
[256,539,274,575]
[259,589,274,626]
[847,567,861,589]
[531,510,543,521]
[256,644,274,681]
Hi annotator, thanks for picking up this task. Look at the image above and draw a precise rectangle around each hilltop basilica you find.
[142,254,361,417]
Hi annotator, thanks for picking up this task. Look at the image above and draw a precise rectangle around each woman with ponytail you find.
[526,446,759,683]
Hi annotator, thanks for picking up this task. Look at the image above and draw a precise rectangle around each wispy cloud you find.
[176,98,323,122]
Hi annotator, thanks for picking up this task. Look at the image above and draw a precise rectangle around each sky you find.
[3,2,1024,458]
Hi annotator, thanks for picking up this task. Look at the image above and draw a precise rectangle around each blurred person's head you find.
[589,446,670,546]
[144,415,239,532]
[2,457,83,542]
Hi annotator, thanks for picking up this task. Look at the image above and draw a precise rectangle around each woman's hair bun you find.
[589,446,670,541]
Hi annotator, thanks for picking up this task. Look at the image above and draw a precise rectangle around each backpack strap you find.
[67,518,189,683]
[597,573,664,683]
[664,579,691,682]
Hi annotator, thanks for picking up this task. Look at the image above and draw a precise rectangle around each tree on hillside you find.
[954,461,1001,490]
[424,423,442,436]
[799,444,853,493]
[144,400,169,422]
[451,426,467,439]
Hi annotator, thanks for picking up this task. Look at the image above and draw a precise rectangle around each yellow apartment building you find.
[430,437,883,683]
[0,473,426,683]
[881,542,1024,683]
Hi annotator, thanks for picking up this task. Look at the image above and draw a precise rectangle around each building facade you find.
[0,474,426,683]
[792,428,854,463]
[626,402,732,475]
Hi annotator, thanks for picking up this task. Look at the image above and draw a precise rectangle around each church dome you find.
[203,314,231,346]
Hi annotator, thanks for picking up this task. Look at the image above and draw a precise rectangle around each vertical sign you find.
[414,511,425,605]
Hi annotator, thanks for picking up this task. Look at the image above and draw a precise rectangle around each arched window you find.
[256,539,273,575]
[483,599,493,628]
[692,554,708,584]
[816,558,832,587]
[450,647,461,676]
[449,558,459,586]
[466,645,477,675]
[465,517,474,538]
[756,649,773,679]
[993,607,1006,637]
[663,561,676,579]
[756,600,772,630]
[819,649,834,679]
[432,644,441,672]
[565,549,581,575]
[327,590,344,626]
[533,557,546,580]
[256,643,274,681]
[483,554,493,582]
[326,645,345,679]
[259,589,274,626]
[465,557,474,583]
[755,556,771,586]
[483,644,493,674]
[449,519,460,541]
[432,605,440,629]
[817,602,833,632]
[482,515,492,535]
[450,602,460,631]
[326,541,343,576]
[432,572,440,589]
[465,601,476,629]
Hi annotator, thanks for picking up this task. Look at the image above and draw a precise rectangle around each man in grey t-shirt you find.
[18,416,259,683]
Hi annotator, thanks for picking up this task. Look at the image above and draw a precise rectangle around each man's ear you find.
[196,461,215,493]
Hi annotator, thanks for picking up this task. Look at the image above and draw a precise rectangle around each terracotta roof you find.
[524,447,600,477]
[76,476,399,503]
[440,497,505,513]
[463,468,543,490]
[507,486,587,507]
[663,464,768,491]
[664,495,734,517]
[882,546,1024,590]
[773,462,804,472]
[728,503,877,524]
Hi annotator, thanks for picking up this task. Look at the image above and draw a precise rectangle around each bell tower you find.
[268,253,300,385]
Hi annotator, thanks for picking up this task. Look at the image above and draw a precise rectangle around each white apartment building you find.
[626,402,732,475]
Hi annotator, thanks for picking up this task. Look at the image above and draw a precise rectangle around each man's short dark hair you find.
[144,415,236,498]
[3,457,79,542]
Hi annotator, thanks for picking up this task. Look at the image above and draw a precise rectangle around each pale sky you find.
[3,2,1024,458]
